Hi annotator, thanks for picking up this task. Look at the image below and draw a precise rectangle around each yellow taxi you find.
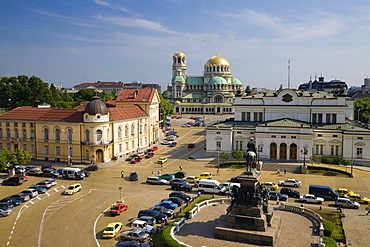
[64,183,82,195]
[185,176,199,183]
[102,222,122,238]
[261,182,279,191]
[336,188,354,197]
[157,157,168,164]
[344,193,370,204]
[196,172,212,179]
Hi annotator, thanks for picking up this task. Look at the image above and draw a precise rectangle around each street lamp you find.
[118,187,122,202]
[301,148,308,166]
[351,127,354,177]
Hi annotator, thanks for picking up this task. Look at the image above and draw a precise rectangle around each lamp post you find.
[301,148,308,166]
[118,187,122,202]
[351,127,354,177]
[357,108,362,122]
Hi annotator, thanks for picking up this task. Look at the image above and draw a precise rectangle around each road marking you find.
[93,205,111,247]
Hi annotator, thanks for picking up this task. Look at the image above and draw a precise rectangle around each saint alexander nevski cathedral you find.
[167,51,244,115]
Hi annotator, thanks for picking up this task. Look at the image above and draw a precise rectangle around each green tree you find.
[232,150,244,160]
[278,84,283,91]
[159,91,173,120]
[245,85,251,95]
[162,90,168,99]
[220,152,229,160]
[355,98,370,123]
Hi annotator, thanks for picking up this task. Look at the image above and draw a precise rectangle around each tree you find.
[232,150,244,160]
[355,98,370,123]
[220,152,229,160]
[0,148,32,167]
[245,85,251,95]
[159,91,173,120]
[162,90,168,99]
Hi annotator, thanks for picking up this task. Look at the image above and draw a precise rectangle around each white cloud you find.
[92,0,131,14]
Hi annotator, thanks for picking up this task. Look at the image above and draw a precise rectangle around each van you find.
[308,185,338,200]
[197,179,227,194]
[62,168,85,180]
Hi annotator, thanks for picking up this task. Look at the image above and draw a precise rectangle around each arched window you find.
[14,129,19,138]
[214,95,223,103]
[44,128,49,140]
[125,125,129,137]
[30,129,35,139]
[67,129,73,143]
[22,129,27,139]
[55,129,60,141]
[131,125,135,135]
[97,129,102,142]
[118,127,122,138]
[85,130,90,142]
[0,128,3,138]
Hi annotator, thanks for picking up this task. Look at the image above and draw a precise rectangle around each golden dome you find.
[175,100,182,105]
[173,51,186,57]
[205,55,230,66]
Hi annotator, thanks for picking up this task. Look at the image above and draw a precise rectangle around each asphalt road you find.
[0,114,369,247]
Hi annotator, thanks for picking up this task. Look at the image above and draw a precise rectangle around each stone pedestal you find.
[214,171,280,246]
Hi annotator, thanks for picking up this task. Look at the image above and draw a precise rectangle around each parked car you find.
[28,185,47,194]
[159,173,175,180]
[103,222,122,238]
[261,182,279,191]
[137,151,145,157]
[44,179,57,186]
[171,182,193,192]
[41,168,59,178]
[21,189,38,198]
[125,154,139,161]
[0,202,14,209]
[169,192,191,202]
[299,194,324,204]
[229,175,241,183]
[34,181,52,189]
[129,172,138,181]
[25,165,37,171]
[278,179,302,188]
[336,188,354,197]
[161,140,170,145]
[155,200,178,210]
[64,183,82,195]
[149,206,174,218]
[220,182,241,192]
[84,164,99,171]
[137,209,167,223]
[151,146,158,151]
[165,135,177,141]
[157,157,168,164]
[144,152,154,158]
[116,240,150,247]
[27,168,43,176]
[9,193,30,202]
[163,197,185,205]
[121,230,151,243]
[146,177,168,185]
[188,143,195,148]
[110,203,128,216]
[169,142,177,147]
[131,219,155,234]
[130,157,142,164]
[344,193,370,204]
[182,124,191,127]
[335,198,360,209]
[57,168,65,175]
[2,176,26,186]
[0,197,22,207]
[171,116,179,119]
[138,216,156,226]
[170,179,189,185]
[0,207,12,217]
[268,191,288,201]
[197,172,212,179]
[173,171,186,178]
[280,188,300,198]
[185,176,199,183]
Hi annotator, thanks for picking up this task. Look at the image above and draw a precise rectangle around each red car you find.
[171,116,178,119]
[130,157,142,163]
[188,143,195,148]
[110,203,128,216]
[190,116,196,119]
[151,146,158,151]
[145,152,154,158]
[186,122,194,126]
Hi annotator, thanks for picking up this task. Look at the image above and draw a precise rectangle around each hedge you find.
[323,220,335,237]
[307,166,352,176]
[322,236,338,247]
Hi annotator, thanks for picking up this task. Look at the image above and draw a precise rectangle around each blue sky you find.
[1,0,370,90]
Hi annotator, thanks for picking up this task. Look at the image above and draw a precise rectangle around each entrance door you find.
[270,143,277,159]
[96,149,103,163]
[217,107,220,113]
[280,143,287,160]
[290,143,297,160]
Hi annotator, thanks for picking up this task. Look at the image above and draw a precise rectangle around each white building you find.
[206,89,370,162]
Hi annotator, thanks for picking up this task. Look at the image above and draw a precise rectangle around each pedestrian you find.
[179,165,183,171]
[284,169,287,176]
[366,207,370,215]
[111,203,114,209]
[158,169,161,176]
[12,168,15,176]
[121,170,125,178]
[217,168,220,175]
[151,171,154,176]
[277,168,280,174]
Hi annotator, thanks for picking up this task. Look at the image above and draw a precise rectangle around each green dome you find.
[208,76,227,84]
[232,77,242,85]
[172,76,185,83]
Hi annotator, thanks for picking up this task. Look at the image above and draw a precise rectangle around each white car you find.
[299,194,324,204]
[21,189,38,198]
[278,179,302,188]
[220,182,241,192]
[131,219,155,234]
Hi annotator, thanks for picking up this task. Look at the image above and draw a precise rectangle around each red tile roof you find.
[116,88,156,103]
[109,105,148,121]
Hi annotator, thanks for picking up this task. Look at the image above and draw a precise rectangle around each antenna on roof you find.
[287,60,291,89]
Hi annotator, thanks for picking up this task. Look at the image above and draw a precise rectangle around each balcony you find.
[80,140,113,146]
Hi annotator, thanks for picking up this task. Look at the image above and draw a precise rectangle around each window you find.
[5,122,9,127]
[14,129,18,138]
[312,114,317,123]
[318,134,322,137]
[357,148,363,158]
[97,129,102,143]
[132,140,135,148]
[85,150,89,160]
[68,146,72,157]
[55,129,61,141]
[315,145,323,155]
[14,123,18,127]
[6,128,10,138]
[237,131,241,134]
[22,129,27,139]
[254,112,263,121]
[118,127,122,138]
[44,146,49,154]
[332,135,338,138]
[22,144,27,151]
[216,141,221,148]
[358,137,363,140]
[56,146,60,155]
[119,144,122,153]
[125,142,129,150]
[30,129,35,139]
[85,130,90,142]
[318,114,323,123]
[0,128,2,138]
[313,113,323,123]
[291,136,296,139]
[271,135,276,138]
[30,123,34,127]
[125,126,129,137]
[239,141,243,151]
[31,144,35,153]
[7,143,11,150]
[22,123,26,127]
[216,131,221,134]
[235,141,239,150]
[44,128,49,140]
[281,136,286,138]
[131,125,135,135]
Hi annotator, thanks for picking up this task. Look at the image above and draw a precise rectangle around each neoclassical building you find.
[167,51,243,115]
[206,89,370,162]
[0,89,160,164]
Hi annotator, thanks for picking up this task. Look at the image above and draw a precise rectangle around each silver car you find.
[335,198,360,209]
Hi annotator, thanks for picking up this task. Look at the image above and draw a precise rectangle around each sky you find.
[1,0,370,90]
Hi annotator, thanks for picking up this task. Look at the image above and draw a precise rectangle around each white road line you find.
[93,205,111,247]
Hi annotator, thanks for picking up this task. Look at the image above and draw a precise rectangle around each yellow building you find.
[0,89,160,164]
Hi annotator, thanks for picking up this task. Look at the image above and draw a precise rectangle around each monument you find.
[214,138,280,246]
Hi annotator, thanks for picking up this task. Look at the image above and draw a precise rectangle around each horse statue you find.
[245,138,257,174]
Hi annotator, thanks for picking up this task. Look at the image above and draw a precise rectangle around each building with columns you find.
[0,90,160,164]
[167,51,243,115]
[206,89,370,162]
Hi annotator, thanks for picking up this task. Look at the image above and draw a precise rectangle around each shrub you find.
[322,236,338,247]
[321,156,340,165]
[323,220,335,237]
[341,159,351,166]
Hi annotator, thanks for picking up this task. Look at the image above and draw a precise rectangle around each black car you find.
[0,197,22,206]
[125,154,139,161]
[1,176,26,186]
[116,241,150,247]
[229,175,241,183]
[81,170,91,177]
[137,210,167,224]
[171,182,192,192]
[84,165,99,171]
[173,171,186,178]
[129,172,138,181]
[149,206,174,218]
[0,202,14,209]
[169,192,191,202]
[268,191,288,201]
[41,168,59,178]
[169,142,177,147]
[280,188,300,198]
[41,165,53,171]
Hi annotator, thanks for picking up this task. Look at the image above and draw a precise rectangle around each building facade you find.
[0,91,160,164]
[206,89,370,162]
[167,51,243,115]
[298,76,348,94]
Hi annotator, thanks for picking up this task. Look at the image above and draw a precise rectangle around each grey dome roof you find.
[84,96,108,115]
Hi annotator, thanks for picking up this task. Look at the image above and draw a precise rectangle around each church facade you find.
[167,51,243,115]
[206,89,370,162]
